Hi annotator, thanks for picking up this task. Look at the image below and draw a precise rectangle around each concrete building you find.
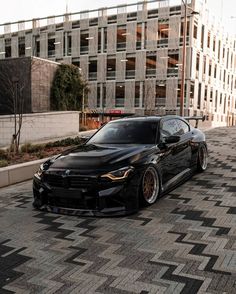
[0,0,235,126]
[0,57,59,114]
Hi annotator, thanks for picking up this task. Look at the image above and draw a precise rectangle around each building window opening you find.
[126,57,136,79]
[107,58,116,80]
[193,24,197,39]
[104,28,107,52]
[97,85,101,108]
[157,22,169,47]
[117,26,126,51]
[5,39,11,58]
[80,32,89,54]
[135,82,140,107]
[98,28,102,53]
[136,23,142,49]
[146,54,156,77]
[67,35,72,56]
[207,31,210,48]
[155,83,166,107]
[89,59,97,81]
[115,83,125,107]
[48,38,55,57]
[168,53,179,76]
[190,83,194,107]
[35,40,40,57]
[196,53,200,72]
[18,37,25,57]
[102,85,106,108]
[158,23,169,39]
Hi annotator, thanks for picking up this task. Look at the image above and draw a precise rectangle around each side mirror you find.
[164,135,180,144]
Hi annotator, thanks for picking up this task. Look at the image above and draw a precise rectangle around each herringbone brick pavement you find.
[0,126,235,293]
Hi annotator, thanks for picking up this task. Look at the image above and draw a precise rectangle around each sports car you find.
[33,115,208,216]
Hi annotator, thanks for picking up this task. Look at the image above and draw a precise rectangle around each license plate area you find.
[50,188,82,199]
[48,188,97,210]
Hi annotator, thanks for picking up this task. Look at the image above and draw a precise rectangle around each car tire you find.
[197,143,208,172]
[140,165,160,205]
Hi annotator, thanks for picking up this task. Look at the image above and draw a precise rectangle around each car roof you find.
[108,115,185,123]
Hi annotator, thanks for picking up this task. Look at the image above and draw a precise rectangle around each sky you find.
[0,0,235,35]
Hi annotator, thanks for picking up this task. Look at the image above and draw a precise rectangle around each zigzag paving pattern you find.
[0,126,236,293]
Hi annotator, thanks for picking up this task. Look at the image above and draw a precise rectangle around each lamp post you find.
[79,67,86,126]
[180,0,199,117]
[179,1,187,117]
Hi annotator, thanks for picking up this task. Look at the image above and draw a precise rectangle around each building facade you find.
[0,57,59,114]
[0,0,235,125]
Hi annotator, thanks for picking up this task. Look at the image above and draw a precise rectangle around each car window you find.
[161,119,179,138]
[176,119,190,134]
[88,120,158,144]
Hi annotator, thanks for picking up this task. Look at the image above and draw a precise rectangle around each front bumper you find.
[33,174,139,216]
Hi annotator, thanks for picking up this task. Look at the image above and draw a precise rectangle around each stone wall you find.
[0,57,59,115]
[0,57,32,114]
[0,111,80,147]
[31,57,59,112]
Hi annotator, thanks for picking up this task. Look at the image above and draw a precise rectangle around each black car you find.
[33,115,208,216]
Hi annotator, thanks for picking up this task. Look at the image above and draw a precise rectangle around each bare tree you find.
[0,58,30,153]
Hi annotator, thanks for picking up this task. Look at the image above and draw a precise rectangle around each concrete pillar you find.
[126,22,136,53]
[89,27,98,55]
[146,19,158,51]
[0,38,5,59]
[97,54,106,83]
[125,80,135,110]
[106,81,115,109]
[55,31,63,59]
[71,29,80,57]
[107,25,117,54]
[135,51,146,81]
[166,78,178,109]
[11,36,18,57]
[116,52,126,82]
[40,33,47,58]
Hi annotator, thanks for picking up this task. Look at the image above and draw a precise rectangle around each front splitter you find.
[35,204,137,217]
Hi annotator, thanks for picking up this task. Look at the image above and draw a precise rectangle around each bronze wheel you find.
[142,166,159,205]
[197,144,208,171]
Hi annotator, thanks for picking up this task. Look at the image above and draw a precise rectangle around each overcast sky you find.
[0,0,235,35]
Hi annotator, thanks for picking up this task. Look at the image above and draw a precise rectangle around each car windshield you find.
[88,120,158,144]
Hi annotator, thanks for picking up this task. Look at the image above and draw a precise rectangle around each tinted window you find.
[161,119,190,138]
[161,119,179,138]
[88,121,157,144]
[176,119,190,134]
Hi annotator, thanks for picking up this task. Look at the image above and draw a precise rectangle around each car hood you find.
[49,143,156,170]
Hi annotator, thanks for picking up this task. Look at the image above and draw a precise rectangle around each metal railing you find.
[146,68,156,77]
[126,70,135,79]
[88,72,97,80]
[106,71,116,79]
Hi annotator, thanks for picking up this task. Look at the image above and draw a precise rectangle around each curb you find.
[0,158,48,188]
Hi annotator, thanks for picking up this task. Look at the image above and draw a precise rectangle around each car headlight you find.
[35,164,45,179]
[101,166,134,181]
[35,155,60,179]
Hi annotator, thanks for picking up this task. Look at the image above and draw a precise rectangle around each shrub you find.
[21,143,44,153]
[0,149,8,160]
[45,136,85,148]
[0,160,8,168]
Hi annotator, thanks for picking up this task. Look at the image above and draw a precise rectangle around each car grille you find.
[44,174,97,189]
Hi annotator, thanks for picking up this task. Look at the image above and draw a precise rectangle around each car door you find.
[159,118,192,184]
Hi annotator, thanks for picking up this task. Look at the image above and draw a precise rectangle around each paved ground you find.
[0,126,235,294]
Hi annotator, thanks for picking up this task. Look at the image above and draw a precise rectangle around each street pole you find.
[82,87,85,125]
[180,0,187,117]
